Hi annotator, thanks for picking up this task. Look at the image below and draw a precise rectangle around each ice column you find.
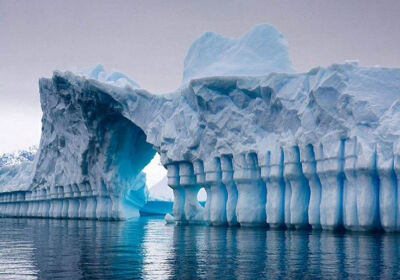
[379,145,399,232]
[344,139,380,231]
[95,184,112,220]
[265,147,285,228]
[354,145,379,231]
[4,194,10,216]
[0,195,4,216]
[204,158,227,225]
[66,184,80,218]
[53,186,63,218]
[392,151,400,231]
[194,160,211,224]
[221,155,238,226]
[167,163,186,224]
[26,191,33,217]
[61,186,69,218]
[19,192,28,217]
[48,188,56,217]
[37,189,45,217]
[378,149,396,232]
[78,183,89,219]
[179,162,204,224]
[42,188,50,217]
[316,140,345,230]
[85,185,97,219]
[233,153,266,227]
[300,144,322,229]
[284,146,310,229]
[31,189,40,217]
[13,193,21,216]
[343,138,359,230]
[11,192,18,216]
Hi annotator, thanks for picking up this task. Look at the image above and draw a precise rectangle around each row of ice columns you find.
[165,141,371,229]
[0,183,118,220]
[167,158,240,226]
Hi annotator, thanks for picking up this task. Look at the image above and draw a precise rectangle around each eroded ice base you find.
[164,139,400,232]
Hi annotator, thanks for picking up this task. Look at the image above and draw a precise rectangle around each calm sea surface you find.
[0,217,399,279]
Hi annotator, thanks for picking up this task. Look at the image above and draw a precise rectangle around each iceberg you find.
[2,24,400,232]
[182,24,295,83]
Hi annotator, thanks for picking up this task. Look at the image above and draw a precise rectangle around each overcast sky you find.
[1,0,400,154]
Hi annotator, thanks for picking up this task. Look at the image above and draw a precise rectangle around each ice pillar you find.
[344,138,380,231]
[53,186,63,218]
[95,184,112,220]
[284,146,310,229]
[61,186,69,218]
[179,162,203,224]
[221,155,238,226]
[66,184,80,218]
[204,158,227,226]
[77,183,87,219]
[42,188,50,217]
[194,160,211,224]
[316,140,344,230]
[378,148,397,232]
[31,189,40,217]
[300,144,322,229]
[265,147,285,228]
[85,185,97,219]
[19,192,28,217]
[233,153,266,227]
[167,163,186,224]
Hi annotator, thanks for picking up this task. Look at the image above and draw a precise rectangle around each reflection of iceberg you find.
[1,218,399,278]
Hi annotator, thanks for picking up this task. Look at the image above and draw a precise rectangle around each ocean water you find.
[0,217,399,279]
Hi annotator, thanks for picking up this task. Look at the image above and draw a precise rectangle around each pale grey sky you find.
[1,0,400,153]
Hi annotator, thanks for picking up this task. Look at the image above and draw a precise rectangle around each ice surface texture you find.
[1,24,400,231]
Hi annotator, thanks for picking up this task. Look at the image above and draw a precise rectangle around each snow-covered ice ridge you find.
[0,147,37,192]
[2,24,400,232]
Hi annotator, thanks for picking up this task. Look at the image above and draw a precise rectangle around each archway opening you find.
[197,188,207,206]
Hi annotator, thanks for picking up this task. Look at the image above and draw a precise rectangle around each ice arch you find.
[26,73,157,220]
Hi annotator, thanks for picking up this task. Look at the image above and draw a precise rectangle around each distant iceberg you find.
[77,64,140,88]
[182,24,295,82]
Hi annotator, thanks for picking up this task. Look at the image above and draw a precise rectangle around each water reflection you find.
[0,218,399,279]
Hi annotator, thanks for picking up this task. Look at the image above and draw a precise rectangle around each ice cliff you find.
[2,24,400,232]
